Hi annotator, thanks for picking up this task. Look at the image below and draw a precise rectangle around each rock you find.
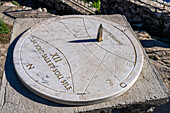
[137,7,143,13]
[131,9,136,14]
[164,22,170,29]
[146,19,152,24]
[155,12,162,18]
[149,7,156,13]
[2,2,16,7]
[152,19,160,26]
[163,60,170,65]
[117,6,124,13]
[142,14,151,19]
[42,8,47,13]
[132,15,143,23]
[25,7,32,10]
[89,2,92,5]
[37,8,42,12]
[22,6,26,9]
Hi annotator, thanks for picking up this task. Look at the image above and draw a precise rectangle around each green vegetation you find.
[11,0,20,7]
[91,0,100,11]
[0,19,11,44]
[0,19,10,34]
[80,0,101,11]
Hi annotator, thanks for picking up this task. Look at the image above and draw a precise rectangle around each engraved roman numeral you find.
[50,53,62,63]
[26,64,35,70]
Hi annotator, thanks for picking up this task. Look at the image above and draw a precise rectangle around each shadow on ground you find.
[153,101,170,113]
[140,40,170,48]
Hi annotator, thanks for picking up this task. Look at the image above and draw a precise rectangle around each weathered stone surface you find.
[0,6,14,25]
[0,44,9,85]
[134,29,170,113]
[13,15,143,105]
[0,5,56,25]
[135,30,170,92]
[0,15,169,112]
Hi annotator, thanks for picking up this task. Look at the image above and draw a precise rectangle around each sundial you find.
[13,15,143,105]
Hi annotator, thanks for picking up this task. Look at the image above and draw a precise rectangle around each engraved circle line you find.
[33,35,75,93]
[86,17,137,64]
[59,17,127,90]
[82,17,138,89]
[18,16,140,98]
[20,35,75,95]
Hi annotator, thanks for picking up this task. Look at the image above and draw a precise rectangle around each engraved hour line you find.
[72,48,101,75]
[87,18,138,66]
[61,19,122,82]
[60,20,104,75]
[69,45,98,62]
[83,52,108,93]
[60,19,111,80]
[114,56,117,83]
[83,19,128,88]
[62,18,121,82]
[61,18,123,91]
[84,18,134,63]
[82,43,121,81]
[83,18,128,81]
[29,36,72,91]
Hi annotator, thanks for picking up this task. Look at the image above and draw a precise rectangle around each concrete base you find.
[0,15,169,113]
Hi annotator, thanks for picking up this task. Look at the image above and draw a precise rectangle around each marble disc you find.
[13,15,144,105]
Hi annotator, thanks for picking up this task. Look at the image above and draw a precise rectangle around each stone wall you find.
[35,0,78,14]
[35,0,95,15]
[101,0,170,40]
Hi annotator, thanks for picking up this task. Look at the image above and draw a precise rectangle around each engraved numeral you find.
[79,96,86,100]
[26,64,35,70]
[106,78,114,86]
[50,53,62,63]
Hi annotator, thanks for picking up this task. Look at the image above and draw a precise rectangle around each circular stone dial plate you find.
[13,15,143,105]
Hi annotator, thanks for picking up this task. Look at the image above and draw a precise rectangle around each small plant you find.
[0,19,10,34]
[11,0,20,7]
[91,0,101,11]
[80,0,101,11]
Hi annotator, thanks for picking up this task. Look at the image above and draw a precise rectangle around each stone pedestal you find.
[0,15,169,113]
